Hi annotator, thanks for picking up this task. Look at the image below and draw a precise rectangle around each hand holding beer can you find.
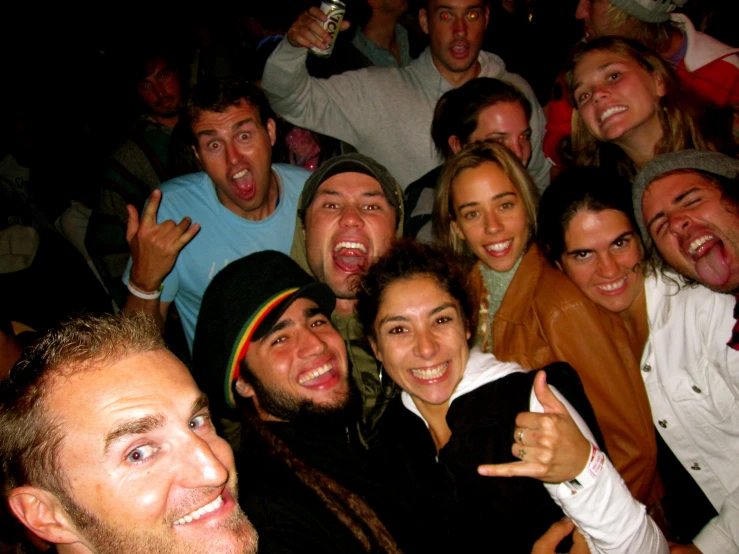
[310,0,346,58]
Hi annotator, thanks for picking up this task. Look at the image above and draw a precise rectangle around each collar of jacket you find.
[474,244,543,325]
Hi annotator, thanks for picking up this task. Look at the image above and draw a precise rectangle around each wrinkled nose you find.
[667,212,691,236]
[339,205,363,228]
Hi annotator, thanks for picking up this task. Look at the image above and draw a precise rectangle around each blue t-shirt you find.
[124,164,309,351]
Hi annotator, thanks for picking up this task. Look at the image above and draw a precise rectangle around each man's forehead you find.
[192,102,262,132]
[253,298,328,347]
[141,57,170,80]
[427,0,485,11]
[279,297,321,323]
[315,173,386,197]
[46,350,199,434]
[648,171,717,198]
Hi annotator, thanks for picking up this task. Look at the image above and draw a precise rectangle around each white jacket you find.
[641,273,739,553]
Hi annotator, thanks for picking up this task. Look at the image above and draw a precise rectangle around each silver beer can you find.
[310,0,346,58]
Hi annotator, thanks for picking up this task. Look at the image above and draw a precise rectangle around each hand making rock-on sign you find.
[125,189,201,327]
[478,370,593,484]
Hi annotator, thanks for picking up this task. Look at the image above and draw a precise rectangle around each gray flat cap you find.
[632,149,739,244]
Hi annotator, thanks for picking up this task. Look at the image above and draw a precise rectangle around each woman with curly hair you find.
[356,238,667,554]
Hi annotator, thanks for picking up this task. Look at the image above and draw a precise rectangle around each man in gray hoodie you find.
[261,0,550,190]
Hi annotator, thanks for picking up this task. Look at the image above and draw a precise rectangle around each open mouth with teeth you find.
[687,233,730,287]
[484,239,513,258]
[173,494,224,526]
[410,361,449,383]
[596,276,627,294]
[332,240,368,273]
[297,359,342,389]
[599,106,627,125]
[231,168,255,200]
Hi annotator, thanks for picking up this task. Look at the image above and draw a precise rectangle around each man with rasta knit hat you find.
[191,250,428,554]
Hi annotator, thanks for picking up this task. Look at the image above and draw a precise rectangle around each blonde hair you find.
[432,140,539,260]
[565,36,725,181]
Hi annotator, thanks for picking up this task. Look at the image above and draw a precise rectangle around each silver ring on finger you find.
[517,428,526,445]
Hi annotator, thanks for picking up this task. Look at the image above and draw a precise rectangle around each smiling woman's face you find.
[450,161,530,272]
[559,208,645,315]
[370,274,470,411]
[572,50,665,146]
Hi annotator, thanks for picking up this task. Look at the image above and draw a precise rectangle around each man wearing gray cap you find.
[290,152,405,439]
[632,149,739,298]
[633,150,739,554]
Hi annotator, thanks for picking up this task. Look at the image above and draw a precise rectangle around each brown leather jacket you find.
[470,245,663,506]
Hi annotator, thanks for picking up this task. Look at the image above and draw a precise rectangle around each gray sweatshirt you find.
[262,40,551,190]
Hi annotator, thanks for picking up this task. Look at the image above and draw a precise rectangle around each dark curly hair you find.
[355,239,474,342]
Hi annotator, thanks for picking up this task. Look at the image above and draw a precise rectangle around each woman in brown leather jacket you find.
[432,141,663,509]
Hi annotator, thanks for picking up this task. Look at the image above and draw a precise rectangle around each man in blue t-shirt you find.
[122,78,310,351]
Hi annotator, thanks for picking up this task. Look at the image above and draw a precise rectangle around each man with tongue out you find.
[122,78,310,355]
[290,153,405,440]
[633,149,739,554]
[633,150,739,297]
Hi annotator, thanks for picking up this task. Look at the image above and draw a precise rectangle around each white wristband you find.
[127,280,162,300]
[564,443,605,493]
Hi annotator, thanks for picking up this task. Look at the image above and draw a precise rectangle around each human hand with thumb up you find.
[477,370,593,483]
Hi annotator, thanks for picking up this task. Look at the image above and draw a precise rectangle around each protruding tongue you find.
[695,242,730,287]
[334,249,366,272]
